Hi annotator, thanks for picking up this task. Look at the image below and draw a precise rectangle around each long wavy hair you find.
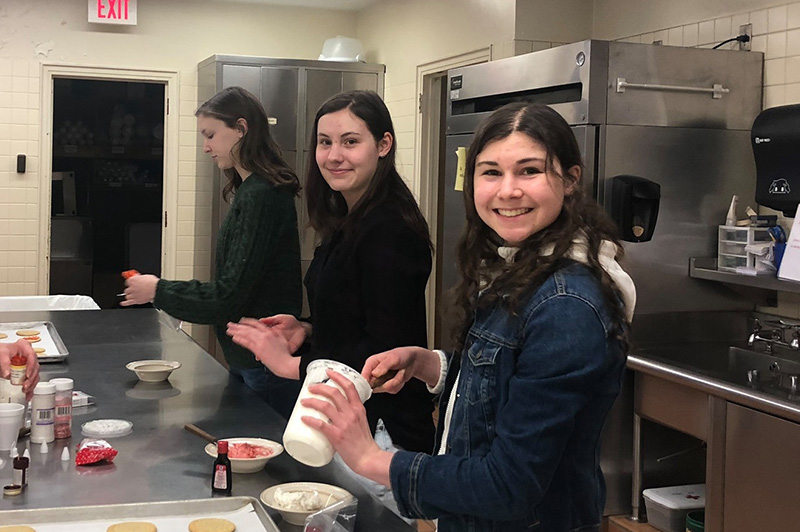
[306,90,431,248]
[196,86,299,202]
[452,102,629,351]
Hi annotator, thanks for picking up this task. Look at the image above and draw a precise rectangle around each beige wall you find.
[0,0,355,301]
[355,0,516,181]
[593,0,786,40]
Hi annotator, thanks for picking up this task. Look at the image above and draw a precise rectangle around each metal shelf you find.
[690,257,800,293]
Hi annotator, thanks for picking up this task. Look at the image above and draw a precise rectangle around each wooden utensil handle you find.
[370,369,399,389]
[184,423,217,443]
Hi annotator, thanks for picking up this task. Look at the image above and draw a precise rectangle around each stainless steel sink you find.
[637,343,800,398]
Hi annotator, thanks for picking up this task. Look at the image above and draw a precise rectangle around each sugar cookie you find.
[15,330,39,337]
[0,333,7,339]
[22,336,41,343]
[34,347,46,354]
[106,523,157,532]
[0,526,37,532]
[187,518,236,532]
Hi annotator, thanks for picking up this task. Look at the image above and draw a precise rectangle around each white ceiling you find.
[209,0,382,10]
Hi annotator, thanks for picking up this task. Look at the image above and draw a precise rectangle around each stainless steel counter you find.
[0,309,415,532]
[628,342,800,424]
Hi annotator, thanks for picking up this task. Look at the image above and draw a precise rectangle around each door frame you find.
[38,64,180,293]
[414,48,490,346]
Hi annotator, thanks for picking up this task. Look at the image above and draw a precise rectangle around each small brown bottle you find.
[211,440,232,495]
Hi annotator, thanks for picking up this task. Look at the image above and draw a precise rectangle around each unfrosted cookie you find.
[34,347,45,354]
[107,523,157,532]
[0,333,7,339]
[0,526,37,532]
[187,518,236,532]
[15,330,39,337]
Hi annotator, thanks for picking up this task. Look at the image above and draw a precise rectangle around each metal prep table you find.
[0,308,415,532]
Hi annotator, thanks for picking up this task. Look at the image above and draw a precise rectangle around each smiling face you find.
[198,114,244,171]
[315,108,392,209]
[473,132,578,246]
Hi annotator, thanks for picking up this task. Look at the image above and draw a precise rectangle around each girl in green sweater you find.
[121,86,303,417]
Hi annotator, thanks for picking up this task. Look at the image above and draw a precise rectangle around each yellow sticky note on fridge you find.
[454,147,466,191]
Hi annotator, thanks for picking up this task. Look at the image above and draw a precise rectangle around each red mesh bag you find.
[75,438,118,465]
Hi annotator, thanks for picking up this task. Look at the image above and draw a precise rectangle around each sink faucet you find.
[747,318,800,354]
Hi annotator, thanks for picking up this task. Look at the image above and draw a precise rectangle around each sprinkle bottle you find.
[50,378,73,439]
[31,382,56,444]
[211,439,232,495]
[9,352,26,386]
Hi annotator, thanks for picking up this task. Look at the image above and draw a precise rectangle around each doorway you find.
[49,78,165,308]
[414,49,490,347]
[39,65,180,308]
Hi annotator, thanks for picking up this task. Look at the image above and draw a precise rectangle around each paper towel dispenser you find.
[609,175,660,243]
[752,103,800,217]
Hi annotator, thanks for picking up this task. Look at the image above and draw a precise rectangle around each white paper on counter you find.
[10,502,271,532]
[778,203,800,282]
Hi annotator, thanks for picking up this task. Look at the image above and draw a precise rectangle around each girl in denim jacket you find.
[300,103,636,532]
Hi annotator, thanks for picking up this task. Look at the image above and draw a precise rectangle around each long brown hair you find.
[452,102,628,351]
[196,86,299,201]
[305,90,431,248]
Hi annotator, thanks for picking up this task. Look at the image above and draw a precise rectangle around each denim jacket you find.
[390,262,626,532]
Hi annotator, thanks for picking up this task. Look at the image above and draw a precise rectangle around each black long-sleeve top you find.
[300,201,435,453]
[154,174,302,369]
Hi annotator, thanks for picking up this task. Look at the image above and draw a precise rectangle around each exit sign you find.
[89,0,137,25]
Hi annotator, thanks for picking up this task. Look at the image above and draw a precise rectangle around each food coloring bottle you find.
[211,439,232,495]
[9,352,26,386]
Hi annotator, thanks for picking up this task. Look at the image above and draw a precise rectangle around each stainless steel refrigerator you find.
[436,40,763,515]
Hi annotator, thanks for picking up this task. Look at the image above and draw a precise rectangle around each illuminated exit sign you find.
[89,0,137,25]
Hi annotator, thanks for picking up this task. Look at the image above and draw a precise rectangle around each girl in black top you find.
[227,90,435,455]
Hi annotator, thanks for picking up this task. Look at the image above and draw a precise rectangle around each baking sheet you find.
[0,496,279,531]
[0,321,69,362]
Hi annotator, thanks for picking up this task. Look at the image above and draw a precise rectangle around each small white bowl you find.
[126,360,181,382]
[260,482,353,526]
[204,437,283,473]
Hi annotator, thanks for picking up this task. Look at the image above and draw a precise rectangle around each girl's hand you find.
[227,318,300,379]
[362,346,441,393]
[120,274,159,306]
[258,314,309,353]
[301,369,392,486]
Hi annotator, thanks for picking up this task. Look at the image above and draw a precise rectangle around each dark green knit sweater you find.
[154,174,302,369]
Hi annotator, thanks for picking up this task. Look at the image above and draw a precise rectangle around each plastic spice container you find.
[31,382,56,444]
[642,484,705,532]
[50,378,73,439]
[9,352,26,386]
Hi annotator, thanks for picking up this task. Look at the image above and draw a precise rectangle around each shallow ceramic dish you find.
[204,437,284,473]
[126,360,182,382]
[260,481,353,526]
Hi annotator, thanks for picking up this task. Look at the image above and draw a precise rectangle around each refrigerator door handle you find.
[616,77,730,99]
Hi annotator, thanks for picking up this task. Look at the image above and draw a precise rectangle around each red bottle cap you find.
[10,353,26,366]
[216,440,228,454]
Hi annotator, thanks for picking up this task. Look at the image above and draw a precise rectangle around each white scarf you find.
[497,237,636,322]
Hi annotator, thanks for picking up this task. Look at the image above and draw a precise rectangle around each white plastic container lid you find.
[642,484,705,510]
[318,36,365,62]
[34,382,56,395]
[49,378,74,391]
[81,419,133,438]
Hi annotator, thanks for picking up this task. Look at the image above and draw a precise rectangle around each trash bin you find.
[0,295,100,312]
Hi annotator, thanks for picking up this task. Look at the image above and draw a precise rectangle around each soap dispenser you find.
[609,175,661,243]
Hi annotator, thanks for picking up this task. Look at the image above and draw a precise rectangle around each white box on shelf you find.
[778,204,800,281]
[717,225,770,272]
